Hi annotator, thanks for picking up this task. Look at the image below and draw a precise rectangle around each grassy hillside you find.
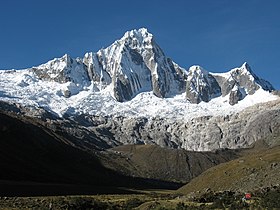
[178,144,280,195]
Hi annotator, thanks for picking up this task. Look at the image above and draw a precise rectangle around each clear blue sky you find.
[0,0,279,89]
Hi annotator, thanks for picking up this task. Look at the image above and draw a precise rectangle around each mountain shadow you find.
[0,112,182,196]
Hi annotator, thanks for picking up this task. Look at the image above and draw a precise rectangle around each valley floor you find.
[0,187,279,210]
[0,180,135,197]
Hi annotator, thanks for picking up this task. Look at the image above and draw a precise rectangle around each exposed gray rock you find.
[86,100,280,151]
[184,62,274,106]
[113,75,134,102]
[63,90,71,98]
[2,98,280,152]
[229,85,246,105]
[186,66,221,103]
[83,52,111,88]
[81,28,187,102]
[244,107,280,147]
[272,90,280,97]
[213,63,274,97]
[32,54,89,85]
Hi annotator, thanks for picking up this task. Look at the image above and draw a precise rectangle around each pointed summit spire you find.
[188,65,208,76]
[123,28,153,40]
[120,28,154,49]
[238,62,259,80]
[241,62,253,72]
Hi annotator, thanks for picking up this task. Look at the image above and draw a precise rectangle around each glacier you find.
[0,28,277,120]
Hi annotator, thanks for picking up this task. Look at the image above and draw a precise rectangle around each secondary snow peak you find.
[188,65,208,76]
[186,65,221,104]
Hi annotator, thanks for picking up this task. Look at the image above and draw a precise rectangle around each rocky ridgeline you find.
[29,28,273,105]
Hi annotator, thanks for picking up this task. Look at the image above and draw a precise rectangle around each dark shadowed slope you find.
[101,144,239,184]
[0,109,241,196]
[0,112,182,196]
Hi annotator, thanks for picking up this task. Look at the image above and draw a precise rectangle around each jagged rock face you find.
[1,98,279,152]
[83,52,111,89]
[48,100,279,152]
[186,66,221,103]
[213,63,274,97]
[121,29,186,98]
[185,62,274,105]
[229,65,260,95]
[83,28,186,101]
[85,100,280,151]
[244,108,280,147]
[229,86,246,105]
[27,29,187,102]
[32,54,89,84]
[26,29,273,104]
[96,43,152,101]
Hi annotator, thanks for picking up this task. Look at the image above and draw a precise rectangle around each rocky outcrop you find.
[32,54,89,84]
[2,97,280,152]
[244,108,280,147]
[186,66,221,103]
[85,28,186,101]
[83,52,111,89]
[185,63,274,105]
[87,100,280,151]
[213,62,274,98]
[229,85,246,105]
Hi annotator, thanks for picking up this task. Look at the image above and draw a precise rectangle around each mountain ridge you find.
[1,28,274,104]
[0,28,279,152]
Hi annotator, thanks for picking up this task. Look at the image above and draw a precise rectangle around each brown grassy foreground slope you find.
[178,143,280,195]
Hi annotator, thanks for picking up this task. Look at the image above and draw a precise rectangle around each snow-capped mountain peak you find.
[188,65,208,76]
[81,28,186,101]
[122,28,153,45]
[0,28,277,119]
[224,62,274,94]
[186,65,221,103]
[32,54,89,86]
[230,62,257,80]
[241,61,251,70]
[0,28,278,154]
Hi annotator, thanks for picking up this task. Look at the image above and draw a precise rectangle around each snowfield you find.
[0,68,278,121]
